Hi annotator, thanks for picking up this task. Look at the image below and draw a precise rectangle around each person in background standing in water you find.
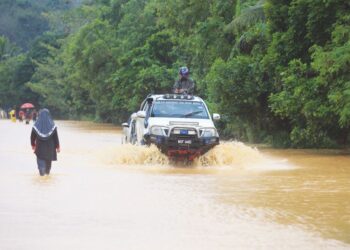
[18,110,24,122]
[32,109,37,122]
[173,66,195,95]
[9,108,16,122]
[30,109,60,176]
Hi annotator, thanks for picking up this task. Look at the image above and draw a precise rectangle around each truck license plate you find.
[178,139,192,144]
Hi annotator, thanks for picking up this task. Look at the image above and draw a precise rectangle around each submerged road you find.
[0,120,349,249]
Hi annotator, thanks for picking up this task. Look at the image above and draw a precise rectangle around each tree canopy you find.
[0,0,349,147]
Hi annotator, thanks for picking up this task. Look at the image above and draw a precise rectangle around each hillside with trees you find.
[0,0,349,148]
[0,0,81,50]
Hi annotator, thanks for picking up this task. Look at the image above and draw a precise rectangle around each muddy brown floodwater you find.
[0,120,349,250]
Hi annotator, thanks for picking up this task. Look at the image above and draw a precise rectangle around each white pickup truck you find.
[122,94,220,160]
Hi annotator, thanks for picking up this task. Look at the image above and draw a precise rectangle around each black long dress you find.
[31,128,60,161]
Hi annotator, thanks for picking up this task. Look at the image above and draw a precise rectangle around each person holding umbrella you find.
[30,109,60,176]
[20,103,35,124]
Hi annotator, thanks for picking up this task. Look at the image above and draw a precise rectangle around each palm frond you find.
[226,0,266,35]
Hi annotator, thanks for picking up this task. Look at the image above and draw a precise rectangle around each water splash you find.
[101,141,287,170]
[104,144,169,165]
[195,141,264,167]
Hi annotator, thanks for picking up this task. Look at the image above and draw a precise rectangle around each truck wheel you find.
[131,134,137,145]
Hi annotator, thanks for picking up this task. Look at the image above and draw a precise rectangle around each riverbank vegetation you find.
[0,0,349,147]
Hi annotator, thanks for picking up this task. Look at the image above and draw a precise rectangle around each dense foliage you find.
[0,0,349,147]
[0,0,80,50]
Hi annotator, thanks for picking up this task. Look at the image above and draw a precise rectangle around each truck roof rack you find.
[162,94,194,100]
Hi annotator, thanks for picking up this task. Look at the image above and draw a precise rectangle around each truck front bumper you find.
[145,134,219,160]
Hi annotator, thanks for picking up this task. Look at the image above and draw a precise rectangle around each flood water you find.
[0,120,349,249]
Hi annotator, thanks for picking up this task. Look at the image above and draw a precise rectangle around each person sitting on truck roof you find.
[173,66,195,95]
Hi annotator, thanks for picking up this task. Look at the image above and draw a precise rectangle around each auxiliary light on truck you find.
[163,94,194,100]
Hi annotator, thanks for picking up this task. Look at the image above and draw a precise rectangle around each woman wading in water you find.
[30,109,60,176]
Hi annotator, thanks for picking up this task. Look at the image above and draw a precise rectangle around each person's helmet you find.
[179,66,189,76]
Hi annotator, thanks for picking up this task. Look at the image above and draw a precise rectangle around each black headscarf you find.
[33,109,56,138]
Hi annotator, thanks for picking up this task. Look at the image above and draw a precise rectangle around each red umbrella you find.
[20,103,35,109]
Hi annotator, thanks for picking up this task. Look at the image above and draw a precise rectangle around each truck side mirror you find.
[213,113,220,121]
[137,111,146,118]
[122,122,129,128]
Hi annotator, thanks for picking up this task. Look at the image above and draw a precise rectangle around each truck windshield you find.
[151,100,209,119]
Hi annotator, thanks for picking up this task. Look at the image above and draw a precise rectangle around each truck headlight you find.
[150,126,168,136]
[200,128,218,137]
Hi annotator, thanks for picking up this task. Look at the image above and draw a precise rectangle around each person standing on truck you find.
[30,109,60,176]
[173,66,195,95]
